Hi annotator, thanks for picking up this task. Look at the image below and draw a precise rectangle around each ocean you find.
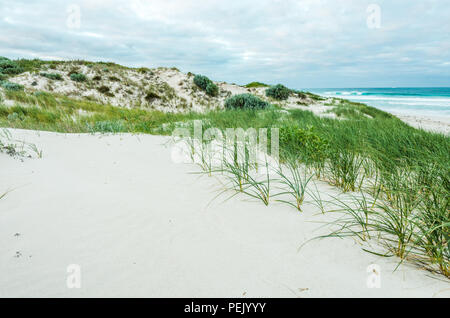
[309,87,450,118]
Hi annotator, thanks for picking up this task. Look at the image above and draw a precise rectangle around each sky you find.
[0,0,449,88]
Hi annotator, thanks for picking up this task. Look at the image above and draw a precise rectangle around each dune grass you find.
[1,88,449,278]
[273,157,313,212]
[1,127,42,158]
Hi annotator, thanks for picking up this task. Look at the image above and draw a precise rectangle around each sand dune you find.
[0,129,448,297]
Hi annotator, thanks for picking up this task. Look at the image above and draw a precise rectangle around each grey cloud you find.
[0,0,449,87]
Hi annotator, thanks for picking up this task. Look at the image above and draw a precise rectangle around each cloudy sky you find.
[1,0,449,88]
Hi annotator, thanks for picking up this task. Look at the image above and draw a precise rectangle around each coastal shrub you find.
[70,73,87,82]
[245,82,269,88]
[145,90,160,103]
[97,86,114,97]
[206,82,219,97]
[0,81,24,91]
[137,67,150,74]
[224,94,269,110]
[194,74,211,90]
[266,84,291,100]
[108,76,121,82]
[0,59,24,75]
[293,90,308,99]
[0,73,7,81]
[67,69,78,76]
[93,75,102,81]
[193,74,219,97]
[40,72,62,81]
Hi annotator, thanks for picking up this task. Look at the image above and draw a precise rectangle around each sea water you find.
[309,87,450,118]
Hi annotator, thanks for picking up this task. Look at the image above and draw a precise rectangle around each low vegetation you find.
[0,81,24,91]
[0,128,42,158]
[193,74,219,97]
[265,84,291,100]
[245,82,270,88]
[40,72,63,81]
[0,57,24,75]
[224,94,270,110]
[70,73,87,82]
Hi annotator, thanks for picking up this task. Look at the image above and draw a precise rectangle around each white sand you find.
[0,129,449,298]
[393,113,450,135]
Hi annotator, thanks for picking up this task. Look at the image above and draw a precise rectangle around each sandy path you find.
[0,129,448,297]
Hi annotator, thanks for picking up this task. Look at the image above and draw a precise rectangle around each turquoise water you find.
[309,88,450,117]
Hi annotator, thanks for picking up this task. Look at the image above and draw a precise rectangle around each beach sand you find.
[0,129,449,297]
[395,113,450,135]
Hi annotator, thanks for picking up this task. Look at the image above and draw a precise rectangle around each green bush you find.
[0,59,24,75]
[245,82,269,88]
[0,81,24,91]
[0,73,7,81]
[224,94,270,110]
[194,74,219,97]
[193,74,211,90]
[145,90,160,102]
[137,67,150,74]
[97,85,114,97]
[266,84,291,100]
[0,57,9,62]
[108,76,120,82]
[206,82,219,97]
[70,73,87,82]
[40,72,62,80]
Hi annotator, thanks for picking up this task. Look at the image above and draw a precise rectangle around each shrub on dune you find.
[70,73,87,82]
[224,93,270,110]
[194,74,219,97]
[0,81,24,91]
[40,72,63,81]
[266,84,291,100]
[0,59,24,75]
[193,75,210,90]
[206,82,219,97]
[245,82,269,88]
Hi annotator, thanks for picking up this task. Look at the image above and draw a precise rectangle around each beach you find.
[395,113,450,135]
[312,88,450,135]
[1,129,449,298]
